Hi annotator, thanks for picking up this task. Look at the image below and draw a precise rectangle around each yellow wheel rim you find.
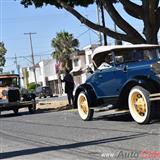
[79,95,88,115]
[131,92,146,117]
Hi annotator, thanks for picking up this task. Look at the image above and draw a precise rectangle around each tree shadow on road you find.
[0,132,148,159]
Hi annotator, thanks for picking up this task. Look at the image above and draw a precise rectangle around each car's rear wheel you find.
[77,92,94,121]
[128,86,151,124]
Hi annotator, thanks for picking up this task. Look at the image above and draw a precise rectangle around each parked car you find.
[74,44,160,124]
[35,86,53,98]
[0,74,36,115]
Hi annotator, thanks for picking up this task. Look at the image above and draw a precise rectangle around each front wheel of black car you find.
[77,92,94,121]
[128,86,151,124]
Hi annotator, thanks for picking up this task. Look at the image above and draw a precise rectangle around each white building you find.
[71,44,99,86]
[23,58,60,95]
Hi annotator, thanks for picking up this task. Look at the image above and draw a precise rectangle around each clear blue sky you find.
[0,0,159,73]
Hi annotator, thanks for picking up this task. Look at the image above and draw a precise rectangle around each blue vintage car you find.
[75,44,160,124]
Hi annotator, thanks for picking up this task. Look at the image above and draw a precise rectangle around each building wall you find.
[25,58,59,94]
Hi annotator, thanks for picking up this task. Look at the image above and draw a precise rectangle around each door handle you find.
[123,66,128,72]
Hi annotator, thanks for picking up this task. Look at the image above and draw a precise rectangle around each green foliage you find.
[0,42,7,67]
[21,0,95,8]
[21,0,160,44]
[51,31,79,70]
[28,82,36,92]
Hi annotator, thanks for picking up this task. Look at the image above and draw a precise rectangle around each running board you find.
[150,93,160,101]
[92,104,114,112]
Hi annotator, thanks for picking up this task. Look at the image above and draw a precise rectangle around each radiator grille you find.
[8,89,20,102]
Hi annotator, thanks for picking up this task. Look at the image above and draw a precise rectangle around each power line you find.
[6,53,51,60]
[76,29,90,39]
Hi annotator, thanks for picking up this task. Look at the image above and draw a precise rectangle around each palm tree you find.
[51,31,79,71]
[51,31,79,94]
[0,42,7,72]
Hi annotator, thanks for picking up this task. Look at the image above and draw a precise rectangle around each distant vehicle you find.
[35,86,53,98]
[0,74,36,115]
[75,44,160,124]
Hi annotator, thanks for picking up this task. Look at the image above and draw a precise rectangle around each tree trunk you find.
[142,0,158,44]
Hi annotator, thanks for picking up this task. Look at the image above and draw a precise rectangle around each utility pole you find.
[14,54,21,87]
[114,23,118,45]
[96,1,107,45]
[96,4,102,46]
[24,32,37,86]
[114,23,122,45]
[100,4,107,45]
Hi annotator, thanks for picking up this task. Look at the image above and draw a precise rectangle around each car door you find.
[89,64,128,98]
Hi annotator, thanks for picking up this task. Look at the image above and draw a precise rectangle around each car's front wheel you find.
[77,92,94,121]
[128,86,151,124]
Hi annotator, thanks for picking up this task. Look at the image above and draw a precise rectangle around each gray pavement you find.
[0,107,160,160]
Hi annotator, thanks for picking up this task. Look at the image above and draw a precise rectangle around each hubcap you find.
[79,95,88,115]
[131,92,146,116]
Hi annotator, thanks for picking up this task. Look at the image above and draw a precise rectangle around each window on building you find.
[74,59,79,67]
[88,55,92,64]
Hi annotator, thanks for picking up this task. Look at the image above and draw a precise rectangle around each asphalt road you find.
[0,108,160,160]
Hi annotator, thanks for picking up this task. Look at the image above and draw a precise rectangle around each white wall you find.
[39,59,57,86]
[27,58,58,86]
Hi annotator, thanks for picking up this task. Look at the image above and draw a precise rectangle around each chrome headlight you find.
[2,90,8,96]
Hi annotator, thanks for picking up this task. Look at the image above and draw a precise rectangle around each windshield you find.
[114,48,160,65]
[0,77,18,87]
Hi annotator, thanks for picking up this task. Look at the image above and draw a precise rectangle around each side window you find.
[98,53,113,70]
[105,53,114,65]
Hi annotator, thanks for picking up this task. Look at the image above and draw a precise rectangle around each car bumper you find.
[0,101,36,111]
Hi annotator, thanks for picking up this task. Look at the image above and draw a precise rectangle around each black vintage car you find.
[34,86,53,98]
[75,44,160,124]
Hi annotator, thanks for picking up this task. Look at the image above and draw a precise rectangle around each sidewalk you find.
[36,96,71,111]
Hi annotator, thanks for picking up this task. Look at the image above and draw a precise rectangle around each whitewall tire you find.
[77,92,94,121]
[128,86,151,124]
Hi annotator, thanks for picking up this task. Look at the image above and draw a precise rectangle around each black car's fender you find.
[74,84,97,108]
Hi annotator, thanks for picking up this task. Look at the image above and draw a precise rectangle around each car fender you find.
[117,76,158,108]
[74,83,97,108]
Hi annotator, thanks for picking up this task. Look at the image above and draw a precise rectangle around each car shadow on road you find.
[94,112,134,122]
[0,106,72,118]
[0,132,148,159]
[36,105,73,113]
[94,111,160,124]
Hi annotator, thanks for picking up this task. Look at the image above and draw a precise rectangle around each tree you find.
[21,0,159,44]
[51,31,79,70]
[0,42,6,68]
[51,31,79,95]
